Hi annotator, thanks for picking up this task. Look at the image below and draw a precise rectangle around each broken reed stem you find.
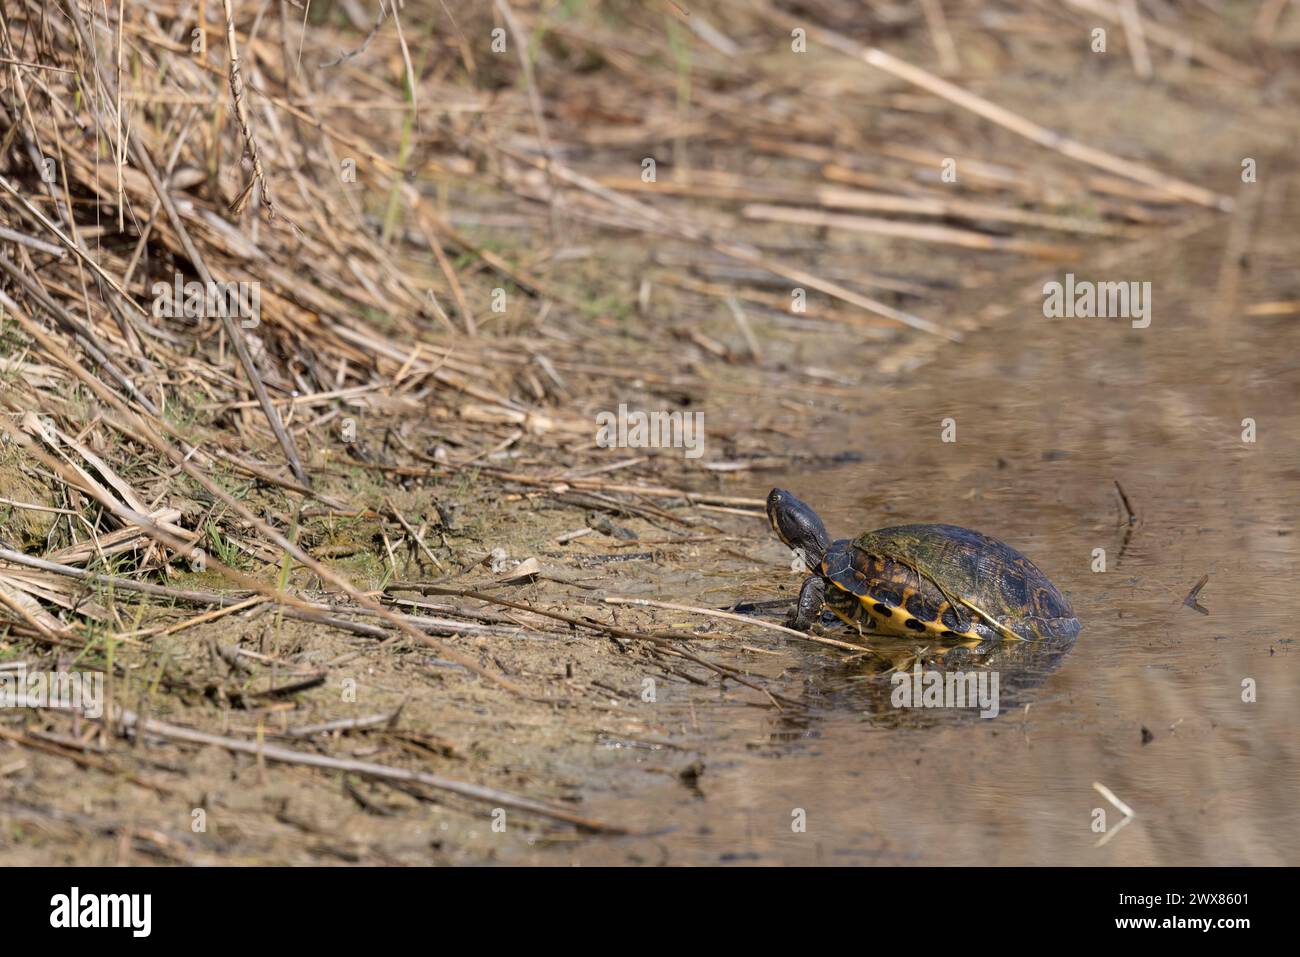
[751,0,1233,211]
[0,546,251,606]
[221,0,278,218]
[853,46,1230,210]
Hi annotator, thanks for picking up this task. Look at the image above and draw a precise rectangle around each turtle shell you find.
[820,524,1079,642]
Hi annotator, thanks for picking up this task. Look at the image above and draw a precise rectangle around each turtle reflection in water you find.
[766,488,1081,721]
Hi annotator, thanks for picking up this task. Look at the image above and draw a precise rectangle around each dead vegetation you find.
[0,0,1293,862]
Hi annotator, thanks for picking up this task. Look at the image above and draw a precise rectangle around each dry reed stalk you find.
[748,1,1234,211]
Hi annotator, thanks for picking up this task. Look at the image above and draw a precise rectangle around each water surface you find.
[547,189,1300,866]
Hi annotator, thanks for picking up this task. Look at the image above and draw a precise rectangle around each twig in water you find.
[1114,480,1139,525]
[1183,575,1210,615]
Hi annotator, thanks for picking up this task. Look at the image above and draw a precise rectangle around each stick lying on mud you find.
[482,471,768,509]
[112,707,622,833]
[0,548,486,645]
[0,548,252,607]
[0,726,169,796]
[603,596,866,654]
[397,585,800,709]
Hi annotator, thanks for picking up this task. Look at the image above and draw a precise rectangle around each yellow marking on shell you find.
[866,607,961,640]
[825,578,982,642]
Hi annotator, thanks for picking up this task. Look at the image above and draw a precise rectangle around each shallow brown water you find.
[528,185,1300,866]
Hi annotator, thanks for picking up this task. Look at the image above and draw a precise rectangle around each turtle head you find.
[766,488,831,567]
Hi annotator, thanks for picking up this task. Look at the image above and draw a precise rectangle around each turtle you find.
[766,488,1080,644]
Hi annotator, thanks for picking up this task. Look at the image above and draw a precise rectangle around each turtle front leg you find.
[787,575,825,631]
